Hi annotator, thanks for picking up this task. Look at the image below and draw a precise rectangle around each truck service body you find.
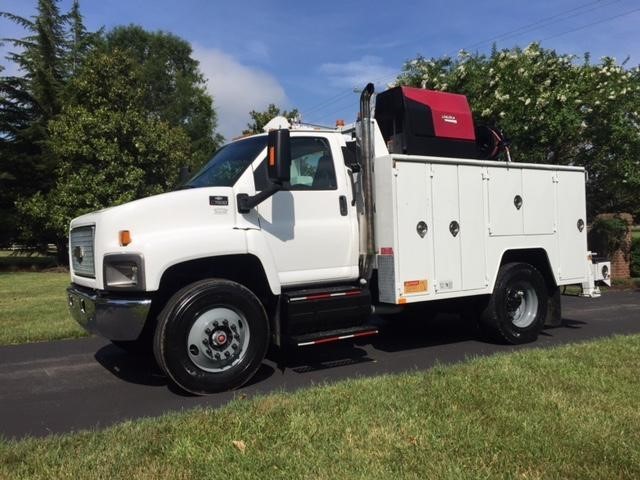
[67,84,610,394]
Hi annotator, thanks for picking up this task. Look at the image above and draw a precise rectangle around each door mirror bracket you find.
[237,184,281,214]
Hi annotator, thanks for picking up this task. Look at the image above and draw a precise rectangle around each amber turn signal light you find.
[268,146,275,167]
[119,230,132,246]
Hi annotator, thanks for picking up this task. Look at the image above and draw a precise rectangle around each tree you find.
[243,103,299,134]
[18,49,191,262]
[397,44,640,218]
[102,25,221,167]
[0,0,96,246]
[66,0,100,75]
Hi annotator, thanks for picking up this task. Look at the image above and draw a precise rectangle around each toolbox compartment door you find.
[487,167,523,236]
[557,171,588,280]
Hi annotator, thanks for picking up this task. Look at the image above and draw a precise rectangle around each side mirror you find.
[237,128,292,214]
[267,129,291,184]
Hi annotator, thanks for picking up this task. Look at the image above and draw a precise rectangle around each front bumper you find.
[67,284,152,341]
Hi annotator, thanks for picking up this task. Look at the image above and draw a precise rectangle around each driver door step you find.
[291,325,379,347]
[282,285,372,338]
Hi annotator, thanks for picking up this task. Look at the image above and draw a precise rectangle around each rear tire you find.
[479,262,548,344]
[153,279,269,394]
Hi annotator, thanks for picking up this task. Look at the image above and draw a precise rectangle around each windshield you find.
[186,135,267,188]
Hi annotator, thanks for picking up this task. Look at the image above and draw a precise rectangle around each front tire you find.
[479,262,548,344]
[153,279,269,394]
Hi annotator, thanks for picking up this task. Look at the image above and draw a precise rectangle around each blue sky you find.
[1,0,639,139]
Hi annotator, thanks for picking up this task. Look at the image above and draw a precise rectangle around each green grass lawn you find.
[0,272,86,345]
[1,335,639,479]
[0,250,58,271]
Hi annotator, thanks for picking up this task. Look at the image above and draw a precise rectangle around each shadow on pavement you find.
[371,311,479,352]
[92,312,589,392]
[95,342,277,394]
[94,344,166,387]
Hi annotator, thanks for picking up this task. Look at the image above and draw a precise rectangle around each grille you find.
[70,225,95,278]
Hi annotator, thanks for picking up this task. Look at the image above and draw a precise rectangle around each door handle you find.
[339,195,348,216]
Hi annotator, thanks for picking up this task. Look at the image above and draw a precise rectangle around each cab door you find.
[255,135,358,286]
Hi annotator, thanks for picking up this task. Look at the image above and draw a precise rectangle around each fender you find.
[492,247,557,291]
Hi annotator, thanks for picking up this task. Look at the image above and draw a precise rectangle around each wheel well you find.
[500,248,557,289]
[155,255,276,319]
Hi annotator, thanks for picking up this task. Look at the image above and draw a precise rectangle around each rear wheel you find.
[479,262,548,344]
[154,279,269,394]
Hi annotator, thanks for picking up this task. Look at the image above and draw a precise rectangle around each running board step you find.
[282,286,372,338]
[291,325,379,347]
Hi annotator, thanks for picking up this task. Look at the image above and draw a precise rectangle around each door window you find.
[254,137,337,191]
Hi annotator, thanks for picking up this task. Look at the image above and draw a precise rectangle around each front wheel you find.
[479,262,548,344]
[153,279,270,394]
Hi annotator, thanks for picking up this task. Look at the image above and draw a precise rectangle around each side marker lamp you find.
[119,230,132,246]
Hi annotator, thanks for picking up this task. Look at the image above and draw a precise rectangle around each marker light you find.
[119,230,132,246]
[268,146,275,167]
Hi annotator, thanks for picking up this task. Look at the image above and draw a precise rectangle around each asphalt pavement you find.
[1,290,639,439]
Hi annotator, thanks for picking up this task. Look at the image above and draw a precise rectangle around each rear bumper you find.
[67,284,152,341]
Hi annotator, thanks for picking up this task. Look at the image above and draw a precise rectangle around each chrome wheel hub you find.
[187,307,250,372]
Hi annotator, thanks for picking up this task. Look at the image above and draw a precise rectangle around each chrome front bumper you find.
[67,285,152,341]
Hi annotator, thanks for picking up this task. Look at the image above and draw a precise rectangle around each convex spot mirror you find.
[267,129,291,184]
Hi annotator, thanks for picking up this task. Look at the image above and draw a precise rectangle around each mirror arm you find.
[237,182,283,214]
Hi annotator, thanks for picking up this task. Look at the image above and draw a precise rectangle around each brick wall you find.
[593,213,634,280]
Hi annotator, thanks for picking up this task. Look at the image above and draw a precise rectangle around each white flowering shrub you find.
[397,43,640,218]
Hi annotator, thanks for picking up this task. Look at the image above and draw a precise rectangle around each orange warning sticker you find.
[404,280,428,294]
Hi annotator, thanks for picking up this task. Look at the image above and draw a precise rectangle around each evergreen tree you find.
[65,0,99,75]
[1,1,68,245]
[0,0,96,247]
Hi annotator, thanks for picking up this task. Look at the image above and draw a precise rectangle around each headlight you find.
[103,254,145,290]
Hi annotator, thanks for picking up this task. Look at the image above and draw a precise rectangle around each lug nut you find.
[234,334,240,340]
[213,321,219,327]
[206,349,212,356]
[215,353,221,360]
[232,344,238,350]
[224,351,230,358]
[231,325,237,332]
[205,328,211,335]
[223,319,229,326]
[202,339,208,346]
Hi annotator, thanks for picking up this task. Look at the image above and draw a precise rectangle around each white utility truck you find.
[67,83,610,394]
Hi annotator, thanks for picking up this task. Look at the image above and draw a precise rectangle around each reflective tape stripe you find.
[297,329,378,347]
[289,290,361,302]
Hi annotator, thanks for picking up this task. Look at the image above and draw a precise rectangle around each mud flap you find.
[544,286,562,327]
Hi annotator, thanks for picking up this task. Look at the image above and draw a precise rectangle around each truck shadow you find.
[280,312,479,372]
[94,343,276,396]
[94,344,166,387]
[371,312,479,352]
[282,313,590,371]
[92,314,588,392]
[542,318,587,332]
